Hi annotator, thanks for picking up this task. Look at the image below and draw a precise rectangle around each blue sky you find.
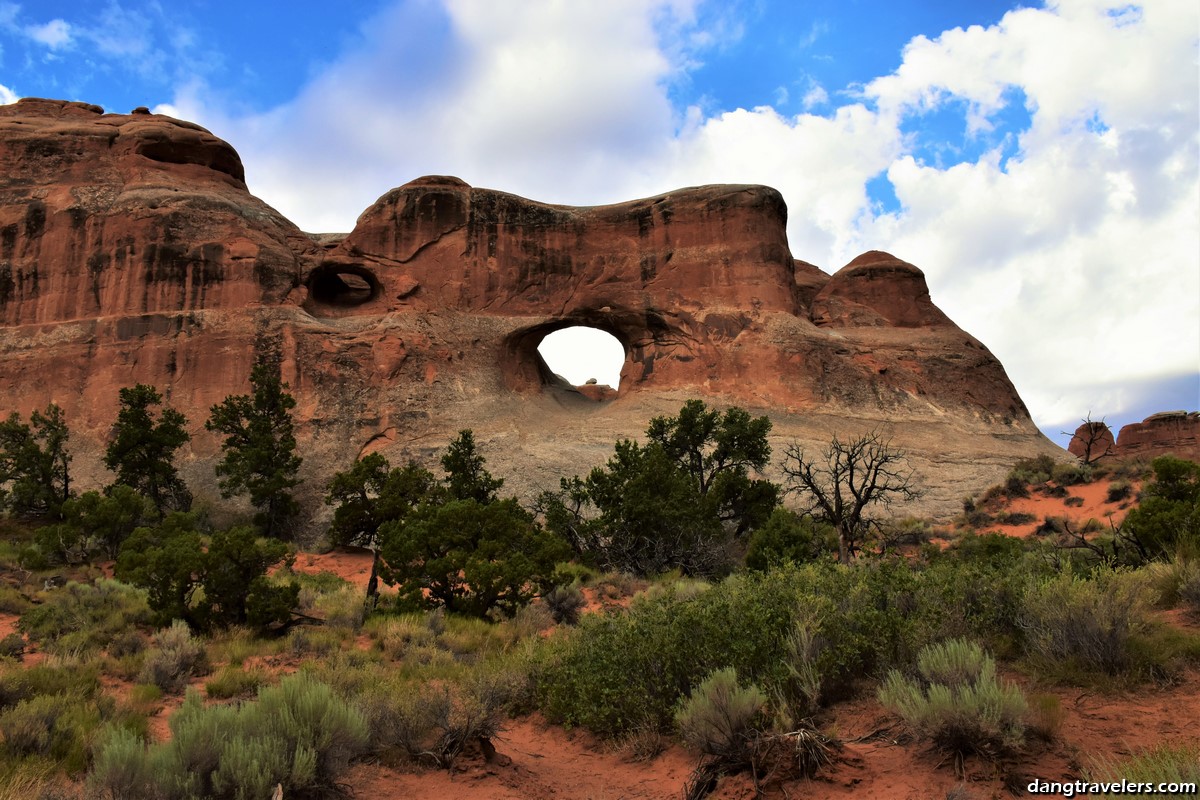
[2,0,1197,448]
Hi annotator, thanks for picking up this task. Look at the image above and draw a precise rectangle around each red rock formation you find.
[1114,412,1200,462]
[1067,421,1117,463]
[0,97,1062,525]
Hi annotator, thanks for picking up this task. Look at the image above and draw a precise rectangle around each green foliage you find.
[537,555,1044,738]
[0,404,72,520]
[381,497,566,618]
[1107,479,1133,503]
[138,620,208,693]
[543,584,586,625]
[205,363,303,538]
[674,667,765,759]
[878,638,1026,759]
[541,401,779,577]
[33,485,152,564]
[103,384,191,514]
[1179,561,1200,617]
[645,400,779,536]
[377,432,567,619]
[1019,569,1152,677]
[1122,456,1200,561]
[744,508,835,570]
[1091,741,1200,796]
[0,691,104,774]
[0,658,108,776]
[89,674,368,800]
[205,665,268,700]
[441,429,504,504]
[0,635,23,661]
[1005,454,1057,495]
[352,669,514,769]
[116,516,298,631]
[17,580,151,654]
[325,453,438,602]
[1051,461,1093,486]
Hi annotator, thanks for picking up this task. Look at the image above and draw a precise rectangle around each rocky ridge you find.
[0,98,1065,527]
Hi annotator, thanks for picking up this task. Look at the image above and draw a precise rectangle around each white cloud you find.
[160,0,1198,431]
[25,18,71,49]
[0,82,16,104]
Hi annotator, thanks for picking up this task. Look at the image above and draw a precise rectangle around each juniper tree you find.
[325,453,439,604]
[0,403,72,519]
[104,385,191,514]
[206,363,302,538]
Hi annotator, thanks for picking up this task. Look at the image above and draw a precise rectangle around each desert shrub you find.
[352,667,513,770]
[18,580,151,654]
[106,629,146,660]
[0,587,30,616]
[86,726,155,800]
[675,667,765,760]
[878,638,1026,759]
[1179,561,1200,618]
[138,620,208,693]
[1107,480,1133,503]
[1052,461,1093,486]
[744,508,834,570]
[1019,569,1152,677]
[993,510,1037,526]
[1090,741,1200,797]
[543,584,586,625]
[0,691,107,773]
[1121,456,1200,561]
[0,662,100,710]
[310,586,366,632]
[551,562,597,586]
[204,665,268,700]
[286,626,343,658]
[1025,693,1064,742]
[90,673,368,800]
[1064,496,1085,507]
[0,636,23,661]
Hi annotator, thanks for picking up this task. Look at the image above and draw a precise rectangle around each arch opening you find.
[307,264,380,308]
[537,326,624,391]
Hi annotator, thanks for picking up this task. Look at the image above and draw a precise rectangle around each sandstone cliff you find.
[1070,412,1200,463]
[0,98,1063,527]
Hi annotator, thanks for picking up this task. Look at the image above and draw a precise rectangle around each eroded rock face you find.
[0,98,1061,526]
[1114,412,1200,462]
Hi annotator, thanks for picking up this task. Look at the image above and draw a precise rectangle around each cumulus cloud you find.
[25,18,71,49]
[132,0,1200,433]
[0,82,16,104]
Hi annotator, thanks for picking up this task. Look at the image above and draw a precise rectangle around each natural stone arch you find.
[304,263,381,311]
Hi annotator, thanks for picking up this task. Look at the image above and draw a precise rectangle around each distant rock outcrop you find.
[0,98,1062,525]
[1068,412,1199,463]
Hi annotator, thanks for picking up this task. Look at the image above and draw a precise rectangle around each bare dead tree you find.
[1063,412,1115,465]
[781,431,921,564]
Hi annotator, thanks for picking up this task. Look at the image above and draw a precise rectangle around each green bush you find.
[0,635,23,661]
[204,665,268,700]
[17,580,151,654]
[543,584,586,625]
[1107,480,1133,503]
[1052,461,1093,486]
[674,667,765,760]
[878,639,1026,759]
[0,662,100,710]
[1019,569,1151,677]
[1121,456,1200,561]
[1179,561,1200,618]
[0,586,31,616]
[744,508,834,570]
[89,673,368,800]
[1091,741,1200,797]
[0,691,110,774]
[138,620,208,693]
